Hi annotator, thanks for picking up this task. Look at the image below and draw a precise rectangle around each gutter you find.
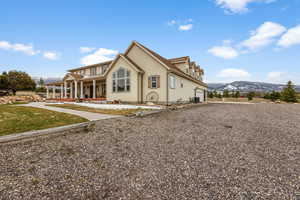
[166,71,169,105]
[141,73,144,104]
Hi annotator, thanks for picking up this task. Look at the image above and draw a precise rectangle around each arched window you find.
[112,68,130,92]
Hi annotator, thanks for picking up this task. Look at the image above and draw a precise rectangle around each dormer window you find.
[101,65,108,74]
[90,67,97,76]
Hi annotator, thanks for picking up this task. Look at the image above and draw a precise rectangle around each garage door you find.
[195,90,204,102]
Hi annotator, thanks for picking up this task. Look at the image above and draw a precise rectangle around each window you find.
[169,75,176,89]
[102,65,108,74]
[112,68,130,92]
[148,76,160,89]
[180,79,184,88]
[90,67,96,76]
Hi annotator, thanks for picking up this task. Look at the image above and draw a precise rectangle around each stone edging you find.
[0,122,92,144]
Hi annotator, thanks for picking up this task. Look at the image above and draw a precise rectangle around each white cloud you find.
[278,25,300,48]
[241,22,286,51]
[80,48,118,65]
[208,46,239,59]
[43,51,60,60]
[215,0,276,14]
[0,41,12,50]
[179,24,193,31]
[80,47,96,53]
[218,68,250,78]
[0,40,39,55]
[167,20,176,26]
[267,71,285,81]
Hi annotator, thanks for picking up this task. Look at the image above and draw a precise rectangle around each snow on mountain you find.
[208,81,300,92]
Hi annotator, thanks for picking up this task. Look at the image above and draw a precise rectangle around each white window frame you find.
[169,75,176,89]
[112,68,130,93]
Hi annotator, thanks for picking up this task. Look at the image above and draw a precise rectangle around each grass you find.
[46,104,150,115]
[0,104,87,136]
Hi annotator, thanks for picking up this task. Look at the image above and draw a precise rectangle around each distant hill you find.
[33,77,62,86]
[207,81,300,92]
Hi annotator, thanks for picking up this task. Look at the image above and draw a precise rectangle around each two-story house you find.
[46,41,208,104]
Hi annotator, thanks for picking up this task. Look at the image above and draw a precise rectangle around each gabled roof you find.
[68,60,113,72]
[63,73,83,81]
[104,53,144,76]
[127,41,207,87]
[169,56,190,64]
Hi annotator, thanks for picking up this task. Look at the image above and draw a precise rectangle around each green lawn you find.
[0,104,87,136]
[46,104,150,115]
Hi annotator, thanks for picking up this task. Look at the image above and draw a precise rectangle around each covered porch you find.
[45,73,107,101]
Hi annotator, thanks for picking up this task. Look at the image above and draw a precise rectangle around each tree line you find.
[0,71,36,95]
[208,81,298,103]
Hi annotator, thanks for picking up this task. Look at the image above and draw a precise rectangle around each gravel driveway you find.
[1,103,299,199]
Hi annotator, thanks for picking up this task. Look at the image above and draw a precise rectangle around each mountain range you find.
[207,81,300,93]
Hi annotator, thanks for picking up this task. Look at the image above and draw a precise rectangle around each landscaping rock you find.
[0,95,44,105]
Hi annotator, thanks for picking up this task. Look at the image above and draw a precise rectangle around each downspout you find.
[141,73,144,104]
[166,71,169,105]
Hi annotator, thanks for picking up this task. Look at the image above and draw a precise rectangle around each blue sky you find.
[0,0,300,84]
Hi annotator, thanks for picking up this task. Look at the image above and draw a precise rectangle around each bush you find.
[247,92,255,101]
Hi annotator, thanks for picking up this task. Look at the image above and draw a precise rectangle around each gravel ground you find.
[0,103,299,200]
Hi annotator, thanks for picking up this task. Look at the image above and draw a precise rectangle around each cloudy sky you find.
[0,0,300,84]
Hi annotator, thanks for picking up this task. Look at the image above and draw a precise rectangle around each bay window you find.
[112,68,130,92]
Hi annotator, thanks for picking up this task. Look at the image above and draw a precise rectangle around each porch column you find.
[64,81,67,98]
[52,86,56,98]
[74,81,78,99]
[46,86,49,99]
[60,84,63,99]
[70,82,73,99]
[80,81,84,99]
[93,80,96,99]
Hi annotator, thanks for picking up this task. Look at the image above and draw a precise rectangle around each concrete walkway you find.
[21,102,121,121]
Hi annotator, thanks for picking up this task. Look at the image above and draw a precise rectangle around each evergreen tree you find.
[247,91,255,101]
[281,81,298,102]
[269,91,281,102]
[231,90,235,98]
[235,91,240,98]
[213,90,218,98]
[38,78,45,87]
[208,91,214,98]
[223,89,229,98]
[263,92,270,99]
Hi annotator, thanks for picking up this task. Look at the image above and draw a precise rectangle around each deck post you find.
[70,82,73,99]
[93,80,96,99]
[64,81,67,98]
[46,86,49,99]
[60,84,63,99]
[74,81,78,99]
[80,81,84,99]
[52,86,56,98]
